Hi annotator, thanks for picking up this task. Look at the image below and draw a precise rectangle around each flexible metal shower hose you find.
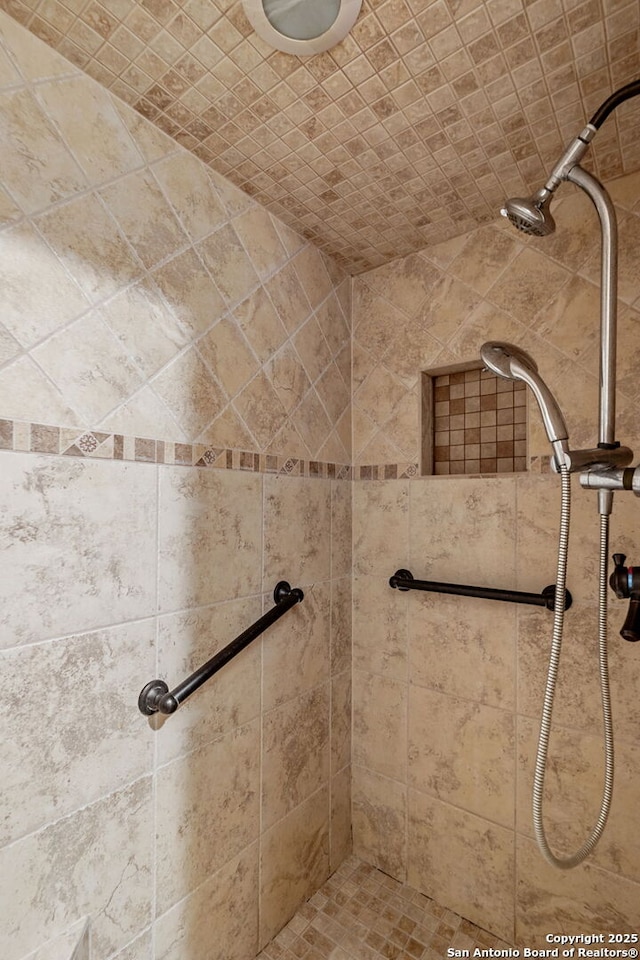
[532,464,615,868]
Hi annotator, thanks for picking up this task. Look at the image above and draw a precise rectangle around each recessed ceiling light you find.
[243,0,362,55]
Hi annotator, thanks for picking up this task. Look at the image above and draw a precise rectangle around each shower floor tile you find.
[258,856,512,960]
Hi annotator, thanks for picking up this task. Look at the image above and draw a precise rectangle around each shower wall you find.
[0,13,351,960]
[351,171,640,943]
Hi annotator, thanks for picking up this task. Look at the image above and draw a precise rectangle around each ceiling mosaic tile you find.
[2,0,639,273]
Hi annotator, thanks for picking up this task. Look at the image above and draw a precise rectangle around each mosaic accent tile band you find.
[258,856,514,960]
[432,368,527,476]
[0,419,553,480]
[0,418,351,479]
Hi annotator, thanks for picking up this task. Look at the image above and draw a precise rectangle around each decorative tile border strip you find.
[353,456,551,480]
[0,419,351,480]
[0,419,552,481]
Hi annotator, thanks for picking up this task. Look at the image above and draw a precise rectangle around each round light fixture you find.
[243,0,362,55]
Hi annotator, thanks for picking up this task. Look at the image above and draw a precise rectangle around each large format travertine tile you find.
[262,580,330,712]
[516,836,640,942]
[263,475,331,586]
[0,453,157,647]
[262,683,330,830]
[408,790,515,944]
[408,686,515,828]
[352,766,407,881]
[155,845,259,960]
[353,671,407,782]
[260,787,330,947]
[155,720,260,915]
[155,594,263,765]
[516,716,640,883]
[157,465,262,613]
[408,592,516,710]
[1,620,154,845]
[0,778,153,960]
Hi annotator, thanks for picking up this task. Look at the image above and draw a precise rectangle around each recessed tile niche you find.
[421,364,527,476]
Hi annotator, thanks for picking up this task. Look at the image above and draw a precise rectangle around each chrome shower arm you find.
[566,165,618,450]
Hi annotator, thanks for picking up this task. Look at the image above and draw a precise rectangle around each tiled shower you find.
[1,6,640,960]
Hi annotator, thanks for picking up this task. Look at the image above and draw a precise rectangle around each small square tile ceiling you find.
[4,0,640,274]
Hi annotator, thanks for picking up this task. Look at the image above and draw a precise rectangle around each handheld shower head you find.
[480,342,569,451]
[500,188,556,237]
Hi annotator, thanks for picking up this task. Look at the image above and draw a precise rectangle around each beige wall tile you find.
[264,262,312,336]
[331,479,352,580]
[360,253,441,316]
[109,929,152,960]
[233,370,287,450]
[330,576,352,677]
[152,150,227,242]
[352,766,407,881]
[408,686,515,827]
[34,75,143,184]
[409,476,516,585]
[35,191,144,304]
[516,835,640,942]
[0,778,153,960]
[25,919,90,960]
[197,223,260,307]
[157,465,262,613]
[408,790,515,943]
[155,720,260,915]
[260,787,330,947]
[262,580,330,713]
[0,453,157,648]
[232,206,288,280]
[150,346,226,439]
[264,474,331,586]
[448,225,520,296]
[97,279,188,379]
[487,246,572,322]
[32,311,144,423]
[0,183,22,226]
[150,248,226,341]
[353,575,408,680]
[353,670,407,782]
[156,595,263,765]
[99,168,188,270]
[0,355,84,427]
[97,384,185,440]
[291,246,334,311]
[330,766,352,872]
[1,620,155,846]
[0,221,89,349]
[517,716,640,882]
[409,592,516,709]
[353,480,410,577]
[420,275,484,346]
[232,286,288,363]
[262,683,330,830]
[0,87,87,214]
[199,316,260,399]
[155,844,259,960]
[331,669,351,777]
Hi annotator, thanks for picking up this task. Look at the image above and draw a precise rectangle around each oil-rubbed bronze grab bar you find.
[138,581,304,716]
[389,569,572,611]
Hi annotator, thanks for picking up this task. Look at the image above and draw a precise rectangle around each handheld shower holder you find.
[551,443,634,475]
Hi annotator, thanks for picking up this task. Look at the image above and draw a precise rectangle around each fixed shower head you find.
[500,188,556,237]
[480,342,569,450]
